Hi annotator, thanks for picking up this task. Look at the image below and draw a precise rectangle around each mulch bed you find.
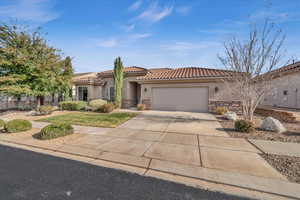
[217,115,300,143]
[261,154,300,183]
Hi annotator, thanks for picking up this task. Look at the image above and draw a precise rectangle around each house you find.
[261,61,300,109]
[72,66,241,112]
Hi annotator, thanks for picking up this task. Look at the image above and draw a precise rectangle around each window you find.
[283,90,288,96]
[214,87,219,93]
[78,87,88,101]
[109,87,115,101]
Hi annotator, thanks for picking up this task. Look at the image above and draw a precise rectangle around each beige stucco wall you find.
[139,81,230,109]
[73,85,102,101]
[261,72,300,109]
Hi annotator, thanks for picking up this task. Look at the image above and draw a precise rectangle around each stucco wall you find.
[261,72,300,109]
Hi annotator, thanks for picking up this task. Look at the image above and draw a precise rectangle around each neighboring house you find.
[72,66,240,112]
[261,61,300,109]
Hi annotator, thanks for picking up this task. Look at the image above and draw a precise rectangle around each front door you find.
[78,87,88,101]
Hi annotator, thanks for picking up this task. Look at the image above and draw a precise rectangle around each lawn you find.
[37,112,138,128]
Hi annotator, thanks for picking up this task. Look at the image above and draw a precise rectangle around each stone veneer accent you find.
[141,99,151,110]
[255,107,297,123]
[209,100,243,114]
[122,99,137,108]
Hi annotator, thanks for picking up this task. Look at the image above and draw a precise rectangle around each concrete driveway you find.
[118,110,228,136]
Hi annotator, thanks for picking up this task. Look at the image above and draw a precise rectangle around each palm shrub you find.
[5,119,32,133]
[89,99,107,111]
[59,101,87,111]
[38,123,74,140]
[113,57,124,108]
[234,120,254,133]
[0,119,5,129]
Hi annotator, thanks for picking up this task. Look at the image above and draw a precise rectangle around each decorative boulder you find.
[224,111,238,121]
[260,117,286,133]
[26,110,38,116]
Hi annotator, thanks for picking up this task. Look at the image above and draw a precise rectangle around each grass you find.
[37,112,138,128]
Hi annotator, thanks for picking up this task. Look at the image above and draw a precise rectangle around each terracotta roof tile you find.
[267,61,300,76]
[138,67,238,80]
[99,66,147,75]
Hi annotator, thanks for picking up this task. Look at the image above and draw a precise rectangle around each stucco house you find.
[261,61,300,109]
[72,66,240,112]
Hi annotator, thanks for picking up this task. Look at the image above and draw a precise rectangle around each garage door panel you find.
[152,87,208,112]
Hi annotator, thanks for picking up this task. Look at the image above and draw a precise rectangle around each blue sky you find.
[0,0,299,73]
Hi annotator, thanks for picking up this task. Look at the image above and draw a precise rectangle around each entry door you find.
[152,87,209,112]
[78,87,88,101]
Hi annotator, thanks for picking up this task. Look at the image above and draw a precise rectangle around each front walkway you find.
[0,110,300,199]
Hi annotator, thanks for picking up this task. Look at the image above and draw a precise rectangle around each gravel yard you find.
[261,154,300,183]
[218,115,300,143]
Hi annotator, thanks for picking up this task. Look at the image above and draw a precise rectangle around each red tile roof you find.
[267,61,300,76]
[138,67,238,80]
[99,66,147,75]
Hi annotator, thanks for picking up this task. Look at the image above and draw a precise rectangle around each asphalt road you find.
[0,144,253,200]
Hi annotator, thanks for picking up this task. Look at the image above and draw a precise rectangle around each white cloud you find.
[137,2,173,23]
[128,0,143,11]
[123,23,136,32]
[130,33,152,39]
[97,38,118,48]
[161,41,220,51]
[0,0,60,24]
[176,6,191,16]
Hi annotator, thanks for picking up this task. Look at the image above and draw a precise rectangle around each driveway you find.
[118,110,228,136]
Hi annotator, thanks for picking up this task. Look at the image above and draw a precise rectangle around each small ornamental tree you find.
[113,57,124,108]
[218,20,286,121]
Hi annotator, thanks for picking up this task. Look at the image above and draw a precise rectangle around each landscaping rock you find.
[224,111,238,121]
[261,117,286,133]
[26,110,38,116]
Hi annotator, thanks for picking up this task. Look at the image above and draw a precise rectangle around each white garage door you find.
[152,87,209,112]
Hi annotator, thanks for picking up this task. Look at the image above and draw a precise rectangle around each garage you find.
[151,87,209,112]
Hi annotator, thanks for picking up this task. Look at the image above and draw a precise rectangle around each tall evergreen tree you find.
[113,57,124,108]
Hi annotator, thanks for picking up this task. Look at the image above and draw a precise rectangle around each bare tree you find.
[218,20,286,121]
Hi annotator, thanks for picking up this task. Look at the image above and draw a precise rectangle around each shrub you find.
[38,123,74,140]
[4,119,32,133]
[216,107,228,115]
[59,101,87,111]
[0,119,5,129]
[38,105,54,115]
[235,120,254,133]
[137,104,146,111]
[89,99,107,111]
[102,103,114,113]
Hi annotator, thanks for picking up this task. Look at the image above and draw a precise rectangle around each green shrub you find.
[59,101,87,111]
[38,123,74,140]
[137,104,146,111]
[38,105,54,115]
[216,107,228,115]
[0,119,5,129]
[89,99,107,111]
[235,120,254,133]
[102,103,114,113]
[4,119,32,133]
